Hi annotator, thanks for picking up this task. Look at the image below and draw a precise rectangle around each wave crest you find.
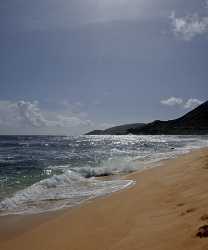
[0,170,134,215]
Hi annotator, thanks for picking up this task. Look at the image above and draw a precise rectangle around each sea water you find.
[0,135,207,215]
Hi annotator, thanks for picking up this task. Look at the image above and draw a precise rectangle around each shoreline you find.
[1,148,208,249]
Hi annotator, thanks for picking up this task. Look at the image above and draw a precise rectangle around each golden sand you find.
[1,149,208,250]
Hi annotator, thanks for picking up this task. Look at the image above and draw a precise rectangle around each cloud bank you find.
[0,100,94,135]
[160,97,183,106]
[161,97,203,109]
[16,101,48,127]
[184,98,203,109]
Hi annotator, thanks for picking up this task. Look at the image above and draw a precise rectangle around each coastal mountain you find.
[86,101,208,135]
[129,100,208,135]
[86,123,146,135]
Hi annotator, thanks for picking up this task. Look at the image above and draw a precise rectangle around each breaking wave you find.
[0,134,207,216]
[0,170,134,215]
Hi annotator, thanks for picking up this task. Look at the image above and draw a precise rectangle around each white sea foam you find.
[74,137,208,179]
[0,170,134,216]
[74,159,138,178]
[1,135,207,216]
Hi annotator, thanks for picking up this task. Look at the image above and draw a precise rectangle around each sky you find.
[0,0,207,135]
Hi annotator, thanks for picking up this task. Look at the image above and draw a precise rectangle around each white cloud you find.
[160,97,203,109]
[15,101,48,127]
[170,11,208,41]
[170,1,208,41]
[0,100,94,134]
[160,97,183,106]
[184,98,203,109]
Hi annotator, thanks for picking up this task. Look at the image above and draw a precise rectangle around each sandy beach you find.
[1,148,208,250]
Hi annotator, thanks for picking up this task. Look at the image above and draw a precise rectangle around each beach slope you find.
[1,149,208,250]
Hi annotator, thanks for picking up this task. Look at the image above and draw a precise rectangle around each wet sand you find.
[1,149,208,250]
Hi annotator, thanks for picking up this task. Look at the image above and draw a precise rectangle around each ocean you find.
[0,135,207,216]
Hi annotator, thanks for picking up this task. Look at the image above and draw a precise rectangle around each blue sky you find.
[0,0,207,135]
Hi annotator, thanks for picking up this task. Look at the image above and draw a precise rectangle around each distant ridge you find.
[129,100,208,135]
[86,101,208,135]
[86,123,146,135]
